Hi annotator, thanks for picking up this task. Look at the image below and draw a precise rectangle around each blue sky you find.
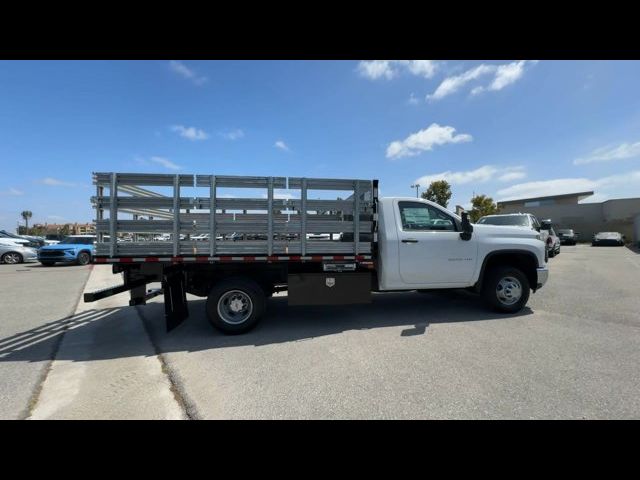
[1,60,640,231]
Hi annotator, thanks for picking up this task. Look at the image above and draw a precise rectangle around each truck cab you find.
[378,198,548,311]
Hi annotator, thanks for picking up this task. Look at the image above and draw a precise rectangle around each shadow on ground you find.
[625,244,640,254]
[0,290,533,363]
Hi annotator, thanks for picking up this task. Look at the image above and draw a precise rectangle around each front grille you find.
[39,250,66,257]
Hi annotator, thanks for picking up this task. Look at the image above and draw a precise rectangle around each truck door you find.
[395,200,478,286]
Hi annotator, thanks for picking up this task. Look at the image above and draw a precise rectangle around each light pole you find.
[410,184,420,198]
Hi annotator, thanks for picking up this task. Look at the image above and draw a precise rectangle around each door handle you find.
[402,239,419,243]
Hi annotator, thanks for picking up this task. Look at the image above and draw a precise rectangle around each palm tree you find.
[21,210,32,234]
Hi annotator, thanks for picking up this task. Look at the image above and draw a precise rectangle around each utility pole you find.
[410,184,420,198]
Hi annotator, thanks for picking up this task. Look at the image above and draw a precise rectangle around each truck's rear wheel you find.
[206,278,266,334]
[482,266,530,313]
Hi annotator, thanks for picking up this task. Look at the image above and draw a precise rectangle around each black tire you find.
[77,251,91,265]
[205,277,266,334]
[40,261,55,266]
[481,266,530,313]
[1,252,23,264]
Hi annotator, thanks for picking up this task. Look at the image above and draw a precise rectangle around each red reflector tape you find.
[93,254,373,264]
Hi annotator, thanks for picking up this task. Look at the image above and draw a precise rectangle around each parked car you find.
[44,234,64,245]
[546,227,561,257]
[37,235,96,266]
[0,242,38,264]
[557,229,578,245]
[592,232,625,246]
[476,213,550,258]
[0,230,44,248]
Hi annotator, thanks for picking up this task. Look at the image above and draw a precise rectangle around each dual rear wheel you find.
[206,278,266,334]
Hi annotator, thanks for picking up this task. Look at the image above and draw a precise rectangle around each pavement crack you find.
[136,305,200,420]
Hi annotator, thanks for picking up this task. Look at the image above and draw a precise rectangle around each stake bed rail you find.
[92,172,378,263]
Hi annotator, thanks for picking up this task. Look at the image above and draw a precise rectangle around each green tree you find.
[21,210,32,234]
[469,194,499,222]
[421,180,452,208]
[60,224,71,236]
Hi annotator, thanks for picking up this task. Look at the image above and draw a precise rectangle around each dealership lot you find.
[1,244,639,419]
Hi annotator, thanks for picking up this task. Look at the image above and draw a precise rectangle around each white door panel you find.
[394,200,478,285]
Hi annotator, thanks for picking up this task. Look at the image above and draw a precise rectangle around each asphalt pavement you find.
[2,244,639,419]
[0,262,91,419]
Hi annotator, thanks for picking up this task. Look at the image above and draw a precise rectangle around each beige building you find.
[497,191,640,244]
[33,222,96,235]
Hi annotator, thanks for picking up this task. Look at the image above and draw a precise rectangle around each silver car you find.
[546,227,561,257]
[0,242,38,264]
[592,232,625,246]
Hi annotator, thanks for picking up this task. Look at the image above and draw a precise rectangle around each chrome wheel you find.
[217,290,253,325]
[2,252,22,264]
[496,276,522,306]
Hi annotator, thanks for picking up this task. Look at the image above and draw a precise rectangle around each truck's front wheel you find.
[482,266,530,313]
[206,278,266,334]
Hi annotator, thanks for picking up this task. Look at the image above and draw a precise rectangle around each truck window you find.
[398,202,456,231]
[530,216,540,230]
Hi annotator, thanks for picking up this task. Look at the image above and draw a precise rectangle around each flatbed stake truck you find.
[84,172,549,334]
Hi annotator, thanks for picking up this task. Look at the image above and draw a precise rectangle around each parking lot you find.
[1,244,639,419]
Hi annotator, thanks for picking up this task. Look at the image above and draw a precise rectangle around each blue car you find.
[38,235,96,266]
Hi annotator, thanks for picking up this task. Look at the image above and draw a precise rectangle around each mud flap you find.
[162,268,189,332]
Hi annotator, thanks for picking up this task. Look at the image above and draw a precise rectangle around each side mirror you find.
[460,212,473,241]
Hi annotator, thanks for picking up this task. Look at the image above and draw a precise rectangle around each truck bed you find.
[92,172,378,263]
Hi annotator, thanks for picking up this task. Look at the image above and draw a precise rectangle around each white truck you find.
[84,173,549,334]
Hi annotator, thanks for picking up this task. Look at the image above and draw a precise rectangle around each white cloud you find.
[496,178,597,200]
[170,125,209,141]
[497,166,527,182]
[573,141,640,165]
[496,171,640,201]
[427,64,496,101]
[428,61,536,101]
[219,129,245,140]
[401,60,439,79]
[414,165,526,187]
[407,93,420,105]
[358,60,439,80]
[169,61,207,86]
[358,60,396,80]
[38,178,76,187]
[0,187,24,196]
[274,140,290,152]
[386,123,472,159]
[489,60,527,91]
[262,191,295,200]
[415,165,499,186]
[149,156,181,170]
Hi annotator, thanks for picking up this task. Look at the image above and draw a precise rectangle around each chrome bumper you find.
[536,266,549,289]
